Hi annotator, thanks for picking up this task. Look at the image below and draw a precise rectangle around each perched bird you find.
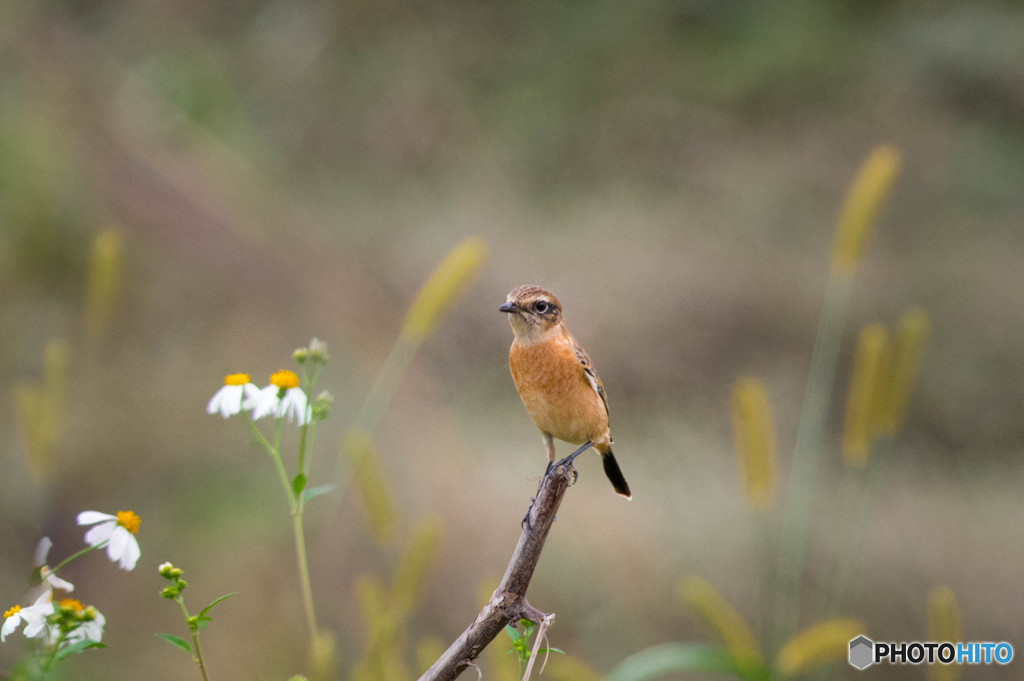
[500,285,631,498]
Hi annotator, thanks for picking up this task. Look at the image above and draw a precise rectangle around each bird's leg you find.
[552,440,593,484]
[524,434,578,529]
[542,432,557,469]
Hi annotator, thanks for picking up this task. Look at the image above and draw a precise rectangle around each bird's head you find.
[499,285,564,344]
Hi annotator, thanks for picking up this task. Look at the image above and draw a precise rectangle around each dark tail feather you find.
[601,450,632,499]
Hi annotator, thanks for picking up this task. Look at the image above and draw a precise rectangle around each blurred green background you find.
[2,0,1023,678]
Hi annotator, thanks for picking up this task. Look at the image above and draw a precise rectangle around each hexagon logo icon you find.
[849,635,874,670]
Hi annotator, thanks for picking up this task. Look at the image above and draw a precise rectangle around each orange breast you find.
[508,336,610,446]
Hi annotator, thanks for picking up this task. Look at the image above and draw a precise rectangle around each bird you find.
[499,285,631,499]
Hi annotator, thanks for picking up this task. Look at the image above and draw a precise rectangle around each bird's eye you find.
[533,301,550,314]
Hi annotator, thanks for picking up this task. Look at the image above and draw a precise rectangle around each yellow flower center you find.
[4,605,21,619]
[60,598,84,612]
[223,373,251,386]
[270,369,299,390]
[116,510,141,534]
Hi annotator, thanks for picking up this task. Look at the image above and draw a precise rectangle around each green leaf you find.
[504,624,521,642]
[604,643,754,681]
[293,473,307,495]
[156,633,193,656]
[199,592,238,618]
[303,484,335,503]
[538,647,565,655]
[54,640,106,661]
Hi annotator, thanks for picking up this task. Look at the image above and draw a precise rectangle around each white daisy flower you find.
[207,373,259,418]
[77,510,141,571]
[68,610,104,644]
[2,591,55,642]
[278,386,310,426]
[246,370,310,425]
[244,383,281,420]
[39,567,74,593]
[34,537,74,593]
[59,600,105,645]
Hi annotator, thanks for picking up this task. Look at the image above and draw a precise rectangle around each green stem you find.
[41,631,67,673]
[773,273,852,651]
[246,418,296,510]
[244,417,277,456]
[244,411,317,639]
[273,418,283,467]
[304,424,319,478]
[191,629,210,681]
[177,598,210,681]
[356,339,417,434]
[753,511,775,656]
[821,464,862,618]
[297,422,309,478]
[292,509,319,638]
[824,439,892,616]
[49,543,102,574]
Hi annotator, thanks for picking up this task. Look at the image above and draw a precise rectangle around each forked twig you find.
[522,613,556,681]
[417,463,575,681]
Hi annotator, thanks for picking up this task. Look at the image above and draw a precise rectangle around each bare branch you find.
[417,463,574,681]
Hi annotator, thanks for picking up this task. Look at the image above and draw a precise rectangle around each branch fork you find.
[417,462,575,681]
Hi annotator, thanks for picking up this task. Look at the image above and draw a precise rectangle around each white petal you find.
[209,385,244,418]
[279,388,309,425]
[34,537,53,566]
[84,522,115,548]
[77,511,115,526]
[74,621,103,643]
[205,388,224,415]
[118,535,141,571]
[1,614,20,641]
[22,617,48,639]
[240,386,259,409]
[19,595,56,641]
[107,527,129,562]
[249,386,280,420]
[81,612,105,642]
[242,383,261,402]
[31,591,54,607]
[41,568,74,592]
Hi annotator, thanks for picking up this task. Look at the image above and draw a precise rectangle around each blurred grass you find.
[926,587,962,681]
[1,0,1023,679]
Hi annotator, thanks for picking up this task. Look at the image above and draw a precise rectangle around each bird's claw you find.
[550,458,579,486]
[522,497,537,530]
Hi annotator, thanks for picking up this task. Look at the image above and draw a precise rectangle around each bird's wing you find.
[572,338,609,417]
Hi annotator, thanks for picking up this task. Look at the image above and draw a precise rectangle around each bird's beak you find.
[498,302,518,314]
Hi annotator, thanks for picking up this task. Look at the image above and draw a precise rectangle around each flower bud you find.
[307,338,329,363]
[312,391,334,421]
